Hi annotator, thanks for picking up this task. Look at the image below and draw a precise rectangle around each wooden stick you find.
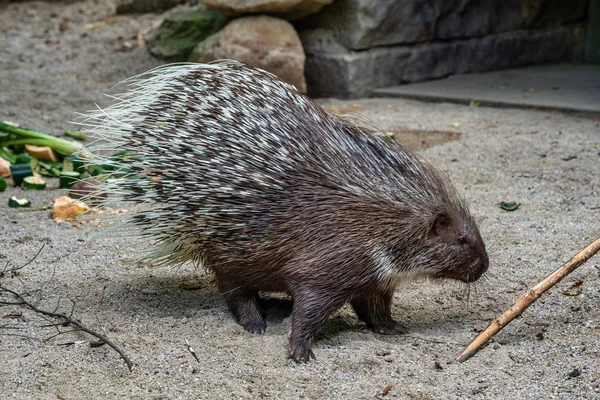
[456,236,600,363]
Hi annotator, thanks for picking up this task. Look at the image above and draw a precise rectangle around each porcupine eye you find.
[458,236,467,245]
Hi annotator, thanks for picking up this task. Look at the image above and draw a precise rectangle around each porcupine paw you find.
[370,321,409,335]
[288,341,316,363]
[241,317,267,334]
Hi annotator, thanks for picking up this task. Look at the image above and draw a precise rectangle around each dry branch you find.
[456,236,600,362]
[0,246,133,371]
[0,286,134,371]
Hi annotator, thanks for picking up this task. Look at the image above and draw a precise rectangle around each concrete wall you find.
[297,0,590,98]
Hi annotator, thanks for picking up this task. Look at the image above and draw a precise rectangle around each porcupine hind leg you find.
[216,273,266,334]
[288,289,347,362]
[351,290,408,335]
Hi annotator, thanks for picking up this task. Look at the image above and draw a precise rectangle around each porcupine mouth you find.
[460,257,488,283]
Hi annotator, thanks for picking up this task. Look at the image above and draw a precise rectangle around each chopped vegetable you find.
[23,176,47,190]
[25,144,60,162]
[53,195,89,220]
[0,120,83,156]
[59,171,81,189]
[64,155,85,173]
[8,196,31,208]
[0,147,17,164]
[9,163,34,186]
[64,130,87,141]
[0,157,10,177]
[15,153,33,164]
[0,177,7,191]
[31,159,62,177]
[500,201,521,212]
[88,164,110,176]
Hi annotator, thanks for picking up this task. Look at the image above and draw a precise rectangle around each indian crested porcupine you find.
[81,61,489,362]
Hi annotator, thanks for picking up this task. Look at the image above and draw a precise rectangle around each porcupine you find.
[82,61,489,362]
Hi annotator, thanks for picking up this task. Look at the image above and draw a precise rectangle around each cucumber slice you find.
[59,171,81,189]
[23,176,46,190]
[8,196,30,208]
[15,153,33,165]
[0,177,6,191]
[9,163,34,186]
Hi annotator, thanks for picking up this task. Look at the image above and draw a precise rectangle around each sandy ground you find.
[1,1,599,399]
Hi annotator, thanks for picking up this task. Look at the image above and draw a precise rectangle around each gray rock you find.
[302,24,585,98]
[190,15,307,92]
[299,0,589,50]
[147,8,228,61]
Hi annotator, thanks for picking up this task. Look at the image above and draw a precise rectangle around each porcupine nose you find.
[467,252,489,283]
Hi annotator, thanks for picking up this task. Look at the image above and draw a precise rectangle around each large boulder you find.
[299,0,589,50]
[302,24,585,98]
[189,15,307,92]
[147,8,228,61]
[201,0,334,20]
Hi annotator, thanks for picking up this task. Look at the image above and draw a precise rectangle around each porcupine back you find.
[81,61,466,270]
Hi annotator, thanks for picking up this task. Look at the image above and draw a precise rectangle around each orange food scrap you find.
[53,196,90,220]
[25,144,60,162]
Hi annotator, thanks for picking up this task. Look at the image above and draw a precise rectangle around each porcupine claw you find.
[372,321,409,335]
[289,342,316,363]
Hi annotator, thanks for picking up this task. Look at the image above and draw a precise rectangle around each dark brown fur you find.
[206,183,488,361]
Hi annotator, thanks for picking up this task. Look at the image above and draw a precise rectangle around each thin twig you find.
[0,286,133,371]
[0,325,23,330]
[456,236,600,362]
[405,334,461,346]
[1,245,46,277]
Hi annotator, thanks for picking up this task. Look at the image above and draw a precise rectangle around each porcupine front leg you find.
[288,289,347,362]
[351,290,408,335]
[216,273,266,334]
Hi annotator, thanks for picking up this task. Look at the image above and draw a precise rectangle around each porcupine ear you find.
[430,212,458,242]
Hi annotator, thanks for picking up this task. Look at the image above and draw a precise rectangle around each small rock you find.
[201,0,334,20]
[189,15,306,92]
[58,19,69,32]
[141,288,159,295]
[69,177,107,205]
[117,0,185,14]
[568,368,581,378]
[585,320,598,329]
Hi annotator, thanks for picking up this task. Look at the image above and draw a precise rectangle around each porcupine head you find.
[79,61,489,362]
